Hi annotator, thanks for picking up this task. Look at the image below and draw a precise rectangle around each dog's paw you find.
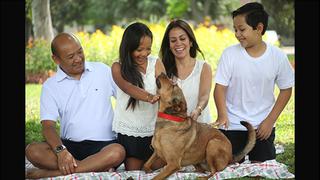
[142,166,152,173]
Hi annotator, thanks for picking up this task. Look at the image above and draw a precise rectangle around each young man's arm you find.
[42,120,77,175]
[257,87,292,140]
[213,83,229,128]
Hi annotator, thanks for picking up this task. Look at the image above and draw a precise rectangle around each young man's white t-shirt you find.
[215,42,294,130]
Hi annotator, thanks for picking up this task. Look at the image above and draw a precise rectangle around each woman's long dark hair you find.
[159,19,204,78]
[119,22,153,110]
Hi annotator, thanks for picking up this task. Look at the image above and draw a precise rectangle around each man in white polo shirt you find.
[25,33,125,179]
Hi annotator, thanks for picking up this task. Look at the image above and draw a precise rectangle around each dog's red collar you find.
[158,112,184,122]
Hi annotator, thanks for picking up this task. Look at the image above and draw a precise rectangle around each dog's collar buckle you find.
[158,112,184,122]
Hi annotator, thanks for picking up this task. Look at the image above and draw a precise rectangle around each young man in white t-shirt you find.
[213,2,294,162]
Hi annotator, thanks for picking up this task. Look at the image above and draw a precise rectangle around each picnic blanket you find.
[26,144,294,180]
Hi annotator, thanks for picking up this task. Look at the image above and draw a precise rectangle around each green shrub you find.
[25,22,281,74]
[26,39,56,74]
[287,54,295,62]
[25,120,44,145]
[25,120,60,146]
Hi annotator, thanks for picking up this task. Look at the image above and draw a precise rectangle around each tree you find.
[25,0,33,44]
[31,0,54,41]
[84,0,166,30]
[50,0,91,33]
[190,0,212,23]
[261,0,294,45]
[166,0,189,19]
[165,0,240,25]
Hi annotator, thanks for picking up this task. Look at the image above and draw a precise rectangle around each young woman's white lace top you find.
[112,56,158,137]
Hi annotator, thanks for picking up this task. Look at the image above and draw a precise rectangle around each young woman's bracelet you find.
[146,93,151,102]
[197,105,203,115]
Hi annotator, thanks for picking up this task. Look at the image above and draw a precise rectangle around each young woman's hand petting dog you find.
[146,94,160,104]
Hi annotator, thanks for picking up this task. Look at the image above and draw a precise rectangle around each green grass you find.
[287,54,295,62]
[25,84,295,179]
[25,84,60,146]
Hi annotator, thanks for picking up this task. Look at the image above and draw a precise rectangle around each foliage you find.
[26,39,56,74]
[25,0,32,21]
[166,0,190,19]
[261,0,294,44]
[25,84,59,145]
[50,0,91,32]
[287,54,295,62]
[26,120,45,145]
[50,0,167,32]
[26,120,60,146]
[26,21,281,74]
[25,0,294,46]
[193,24,238,71]
[25,84,41,121]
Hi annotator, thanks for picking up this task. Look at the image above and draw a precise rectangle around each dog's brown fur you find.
[143,73,256,180]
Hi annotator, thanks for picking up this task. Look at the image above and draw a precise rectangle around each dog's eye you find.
[156,78,161,88]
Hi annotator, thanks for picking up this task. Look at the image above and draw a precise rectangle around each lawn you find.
[25,83,295,179]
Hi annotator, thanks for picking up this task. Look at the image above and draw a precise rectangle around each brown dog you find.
[143,73,256,180]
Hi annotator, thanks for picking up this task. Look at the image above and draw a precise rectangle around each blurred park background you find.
[26,0,295,177]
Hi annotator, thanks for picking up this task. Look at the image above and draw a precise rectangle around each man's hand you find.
[256,118,275,140]
[57,150,78,175]
[213,116,229,129]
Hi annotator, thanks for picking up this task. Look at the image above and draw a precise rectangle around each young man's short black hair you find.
[232,2,269,35]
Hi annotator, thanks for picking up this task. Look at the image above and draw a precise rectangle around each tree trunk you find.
[25,19,33,45]
[190,0,202,24]
[31,0,54,41]
[203,0,212,17]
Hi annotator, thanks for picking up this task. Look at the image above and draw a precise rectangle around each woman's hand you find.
[147,94,160,104]
[190,106,202,121]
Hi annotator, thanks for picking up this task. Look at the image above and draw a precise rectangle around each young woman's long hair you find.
[159,19,204,78]
[119,22,153,110]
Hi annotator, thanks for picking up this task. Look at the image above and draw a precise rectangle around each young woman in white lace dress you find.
[111,22,166,170]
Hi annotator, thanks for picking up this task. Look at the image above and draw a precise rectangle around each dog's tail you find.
[232,121,256,163]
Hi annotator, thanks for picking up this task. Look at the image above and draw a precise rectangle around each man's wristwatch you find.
[54,144,66,154]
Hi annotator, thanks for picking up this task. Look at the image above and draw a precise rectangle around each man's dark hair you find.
[232,2,269,35]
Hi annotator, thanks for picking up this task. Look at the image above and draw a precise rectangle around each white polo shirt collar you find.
[55,62,94,82]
